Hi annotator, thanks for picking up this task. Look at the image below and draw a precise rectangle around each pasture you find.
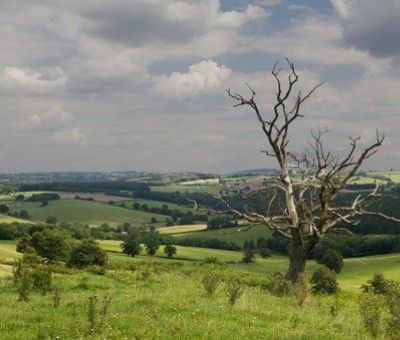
[5,199,168,227]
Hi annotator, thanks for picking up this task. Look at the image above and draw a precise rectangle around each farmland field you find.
[173,224,273,246]
[4,199,168,226]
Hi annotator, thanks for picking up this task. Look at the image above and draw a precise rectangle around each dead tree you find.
[196,58,400,282]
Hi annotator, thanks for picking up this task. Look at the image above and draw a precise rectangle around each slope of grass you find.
[173,225,273,247]
[158,224,207,234]
[7,199,168,227]
[0,214,33,224]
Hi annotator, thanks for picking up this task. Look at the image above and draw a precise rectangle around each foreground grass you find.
[0,261,369,339]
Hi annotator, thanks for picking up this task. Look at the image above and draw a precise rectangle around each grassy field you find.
[1,238,400,338]
[150,184,220,194]
[173,225,273,246]
[5,199,168,227]
[0,214,33,224]
[157,224,207,234]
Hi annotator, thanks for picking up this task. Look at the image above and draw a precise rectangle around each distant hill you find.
[230,168,275,176]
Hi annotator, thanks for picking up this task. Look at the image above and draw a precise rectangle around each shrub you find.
[0,204,9,213]
[67,239,108,268]
[316,248,343,274]
[311,265,339,294]
[359,293,383,338]
[46,216,58,224]
[16,235,32,253]
[386,281,400,338]
[226,278,243,305]
[261,272,291,297]
[201,257,224,266]
[202,271,219,296]
[0,224,15,240]
[361,273,389,294]
[291,273,310,307]
[242,240,256,264]
[31,228,72,262]
[19,210,30,219]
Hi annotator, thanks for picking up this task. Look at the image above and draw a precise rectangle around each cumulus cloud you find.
[332,0,400,57]
[0,67,66,93]
[25,106,74,131]
[153,60,231,99]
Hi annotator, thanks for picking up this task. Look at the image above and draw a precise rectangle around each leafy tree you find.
[257,237,271,258]
[46,216,57,224]
[30,228,72,262]
[132,202,141,210]
[164,241,177,258]
[121,228,142,257]
[19,210,30,219]
[16,235,32,253]
[0,224,15,240]
[150,217,157,224]
[316,248,343,273]
[242,240,256,263]
[0,204,9,214]
[67,239,107,268]
[15,194,25,201]
[144,226,160,256]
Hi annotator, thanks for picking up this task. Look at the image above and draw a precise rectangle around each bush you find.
[46,216,58,224]
[202,271,219,296]
[291,273,310,307]
[242,240,256,263]
[31,228,72,262]
[0,224,15,240]
[316,248,343,273]
[261,272,291,297]
[386,281,400,338]
[359,293,384,338]
[67,239,108,268]
[226,278,243,305]
[311,265,339,294]
[0,204,9,213]
[361,273,389,294]
[19,210,30,219]
[16,235,32,253]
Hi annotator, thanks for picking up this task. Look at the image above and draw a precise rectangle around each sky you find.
[0,0,399,174]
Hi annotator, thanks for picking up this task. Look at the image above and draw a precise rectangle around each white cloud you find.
[50,128,86,145]
[25,106,74,131]
[153,60,231,99]
[0,66,67,94]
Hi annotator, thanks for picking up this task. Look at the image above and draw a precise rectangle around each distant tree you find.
[46,216,57,224]
[164,241,177,258]
[144,226,160,256]
[141,203,149,212]
[316,248,343,274]
[132,202,141,210]
[40,200,48,207]
[30,228,71,262]
[150,217,157,224]
[67,239,107,268]
[242,240,256,263]
[121,228,142,257]
[257,237,271,258]
[0,204,9,214]
[19,210,30,219]
[15,194,25,201]
[0,224,15,240]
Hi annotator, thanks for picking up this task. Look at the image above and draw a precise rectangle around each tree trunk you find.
[285,233,317,283]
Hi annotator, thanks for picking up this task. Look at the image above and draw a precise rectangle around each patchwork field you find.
[5,199,168,227]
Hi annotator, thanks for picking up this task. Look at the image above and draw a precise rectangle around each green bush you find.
[202,271,219,296]
[226,278,243,305]
[359,293,383,338]
[361,273,389,294]
[242,240,256,264]
[67,239,107,268]
[311,266,339,294]
[261,272,291,297]
[31,228,72,262]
